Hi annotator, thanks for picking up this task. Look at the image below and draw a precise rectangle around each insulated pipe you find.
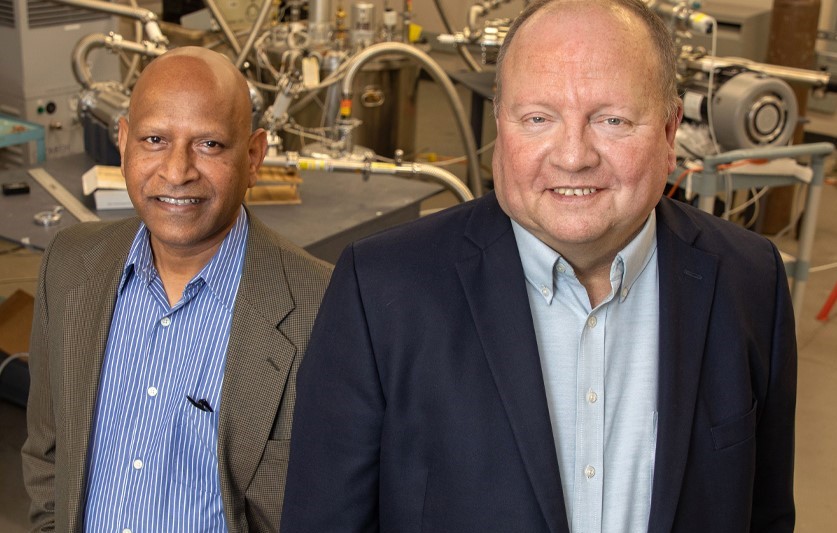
[432,0,483,72]
[203,0,243,56]
[72,33,167,89]
[234,0,274,69]
[263,154,474,203]
[54,0,167,43]
[339,42,484,196]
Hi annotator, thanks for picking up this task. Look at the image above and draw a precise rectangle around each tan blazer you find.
[21,212,332,532]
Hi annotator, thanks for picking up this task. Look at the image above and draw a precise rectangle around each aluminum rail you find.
[340,42,483,197]
[264,155,474,203]
[702,142,835,315]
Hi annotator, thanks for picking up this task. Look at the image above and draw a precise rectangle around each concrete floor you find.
[1,65,837,530]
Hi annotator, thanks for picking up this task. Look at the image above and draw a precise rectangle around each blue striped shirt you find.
[513,213,659,533]
[84,209,249,533]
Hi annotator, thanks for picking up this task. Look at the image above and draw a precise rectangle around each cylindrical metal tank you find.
[286,54,420,159]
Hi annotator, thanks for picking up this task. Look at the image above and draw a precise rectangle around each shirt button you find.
[133,459,143,470]
[621,287,629,298]
[123,529,132,533]
[147,386,158,397]
[557,263,566,273]
[587,315,597,328]
[587,390,598,404]
[160,316,171,327]
[540,286,550,297]
[584,465,596,479]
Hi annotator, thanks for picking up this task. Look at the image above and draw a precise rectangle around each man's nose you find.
[160,144,199,185]
[549,123,599,172]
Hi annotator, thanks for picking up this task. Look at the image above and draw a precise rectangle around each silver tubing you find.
[432,0,484,72]
[263,155,474,203]
[203,0,243,56]
[234,0,274,69]
[687,56,831,88]
[72,33,167,89]
[340,42,483,196]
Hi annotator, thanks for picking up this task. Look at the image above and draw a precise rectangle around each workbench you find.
[0,153,442,263]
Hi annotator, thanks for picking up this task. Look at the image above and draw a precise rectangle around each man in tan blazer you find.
[21,47,331,532]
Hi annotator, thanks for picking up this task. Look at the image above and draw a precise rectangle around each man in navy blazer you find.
[281,0,796,531]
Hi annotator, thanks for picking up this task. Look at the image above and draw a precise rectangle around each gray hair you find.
[493,0,681,121]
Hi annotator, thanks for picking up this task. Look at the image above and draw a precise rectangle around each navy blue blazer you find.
[282,193,796,532]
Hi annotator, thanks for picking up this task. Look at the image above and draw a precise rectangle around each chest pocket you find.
[169,405,223,495]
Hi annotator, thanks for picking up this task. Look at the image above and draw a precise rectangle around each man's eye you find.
[203,141,222,149]
[527,116,546,124]
[605,117,624,126]
[144,136,162,144]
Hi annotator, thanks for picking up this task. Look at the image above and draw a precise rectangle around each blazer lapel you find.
[63,220,139,530]
[648,199,718,533]
[217,220,297,518]
[455,194,569,533]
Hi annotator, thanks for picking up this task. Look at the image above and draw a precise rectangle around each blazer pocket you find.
[245,439,290,531]
[710,400,757,450]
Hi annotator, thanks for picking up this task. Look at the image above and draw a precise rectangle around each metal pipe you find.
[431,0,483,72]
[122,0,143,88]
[203,0,243,56]
[54,0,167,43]
[72,33,167,89]
[340,42,483,196]
[234,0,274,69]
[263,154,474,202]
[308,0,332,46]
[686,55,831,88]
[466,4,487,40]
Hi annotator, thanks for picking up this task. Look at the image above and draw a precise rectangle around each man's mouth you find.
[553,187,597,197]
[157,196,200,206]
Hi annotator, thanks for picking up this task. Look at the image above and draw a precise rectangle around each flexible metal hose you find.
[340,42,483,196]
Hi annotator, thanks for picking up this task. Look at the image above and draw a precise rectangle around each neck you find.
[151,242,220,307]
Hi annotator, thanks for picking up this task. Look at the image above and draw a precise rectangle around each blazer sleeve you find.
[751,244,797,532]
[20,236,59,532]
[281,244,385,532]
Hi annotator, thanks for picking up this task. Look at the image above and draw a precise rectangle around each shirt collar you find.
[119,208,250,310]
[512,210,657,305]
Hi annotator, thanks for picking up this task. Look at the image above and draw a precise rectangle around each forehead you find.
[499,3,663,105]
[130,55,241,116]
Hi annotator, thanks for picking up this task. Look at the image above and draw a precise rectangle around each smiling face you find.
[118,48,267,260]
[493,1,681,272]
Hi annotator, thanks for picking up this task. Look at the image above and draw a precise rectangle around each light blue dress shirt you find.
[513,213,660,533]
[84,209,249,533]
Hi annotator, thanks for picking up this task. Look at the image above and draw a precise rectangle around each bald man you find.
[21,47,331,532]
[281,1,796,531]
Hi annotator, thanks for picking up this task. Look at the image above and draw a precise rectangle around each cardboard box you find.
[0,289,33,358]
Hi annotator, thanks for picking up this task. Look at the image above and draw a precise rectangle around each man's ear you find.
[247,128,269,188]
